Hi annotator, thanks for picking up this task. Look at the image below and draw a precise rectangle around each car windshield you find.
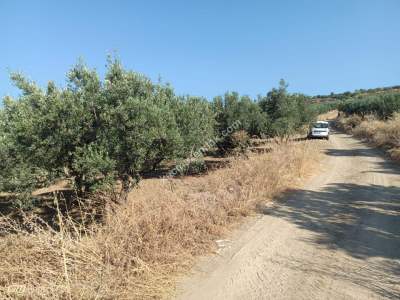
[313,123,329,128]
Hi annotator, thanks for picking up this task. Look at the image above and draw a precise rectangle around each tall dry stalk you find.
[55,195,72,300]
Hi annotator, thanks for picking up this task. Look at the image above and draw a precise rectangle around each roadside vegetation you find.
[337,114,400,161]
[0,61,316,208]
[0,141,322,299]
[337,92,400,161]
[338,93,400,119]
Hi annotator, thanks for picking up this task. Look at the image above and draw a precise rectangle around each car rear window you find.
[313,123,329,128]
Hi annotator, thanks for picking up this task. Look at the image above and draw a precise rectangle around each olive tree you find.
[258,80,314,138]
[0,58,215,203]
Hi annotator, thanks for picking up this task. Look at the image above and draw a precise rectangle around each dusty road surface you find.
[177,131,400,300]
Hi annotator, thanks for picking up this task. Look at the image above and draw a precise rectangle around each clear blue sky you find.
[1,0,399,100]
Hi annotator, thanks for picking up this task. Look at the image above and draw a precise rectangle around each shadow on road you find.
[265,183,400,259]
[324,133,400,176]
[263,183,400,298]
[365,159,400,176]
[324,148,379,157]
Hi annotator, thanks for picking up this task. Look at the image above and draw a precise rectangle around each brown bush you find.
[339,113,400,161]
[337,114,363,131]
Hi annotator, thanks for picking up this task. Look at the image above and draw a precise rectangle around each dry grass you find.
[338,113,400,160]
[0,141,323,299]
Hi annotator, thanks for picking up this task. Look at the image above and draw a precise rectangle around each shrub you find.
[339,113,400,161]
[0,58,216,202]
[212,92,269,138]
[212,92,268,154]
[217,130,250,155]
[211,80,316,151]
[172,96,216,157]
[230,130,251,154]
[258,79,315,138]
[174,158,208,176]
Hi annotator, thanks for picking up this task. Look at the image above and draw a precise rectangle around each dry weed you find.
[338,113,400,160]
[0,141,322,299]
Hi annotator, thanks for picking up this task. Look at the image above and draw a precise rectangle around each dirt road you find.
[177,131,400,299]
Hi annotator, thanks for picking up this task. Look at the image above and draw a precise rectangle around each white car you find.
[308,121,330,140]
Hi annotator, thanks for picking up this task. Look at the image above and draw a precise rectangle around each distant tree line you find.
[338,92,400,119]
[309,101,340,115]
[313,85,400,101]
[0,59,318,206]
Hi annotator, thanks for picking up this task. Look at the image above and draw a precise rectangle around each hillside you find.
[310,85,400,104]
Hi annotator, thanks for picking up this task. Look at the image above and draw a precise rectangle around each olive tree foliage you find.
[0,80,63,201]
[0,58,215,202]
[211,92,269,153]
[210,81,315,151]
[258,79,314,137]
[172,96,216,156]
[309,100,340,116]
[338,92,400,119]
[212,92,269,137]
